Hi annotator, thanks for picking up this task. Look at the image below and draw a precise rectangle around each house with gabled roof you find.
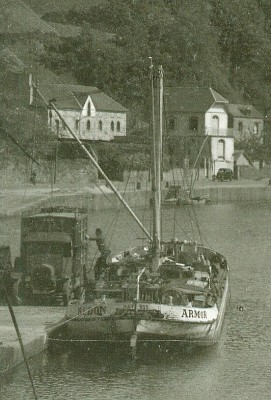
[226,104,264,140]
[164,87,234,176]
[30,82,127,141]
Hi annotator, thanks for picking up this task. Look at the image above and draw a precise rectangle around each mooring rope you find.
[46,301,105,332]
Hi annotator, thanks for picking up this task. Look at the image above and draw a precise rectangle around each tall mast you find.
[159,65,164,236]
[150,62,163,271]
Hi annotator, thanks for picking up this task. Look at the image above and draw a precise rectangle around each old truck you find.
[14,207,89,305]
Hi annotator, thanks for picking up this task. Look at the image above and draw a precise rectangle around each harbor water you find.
[0,201,271,399]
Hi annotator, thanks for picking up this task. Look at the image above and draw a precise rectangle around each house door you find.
[212,115,219,135]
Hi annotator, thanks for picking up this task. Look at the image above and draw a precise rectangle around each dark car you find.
[216,168,233,181]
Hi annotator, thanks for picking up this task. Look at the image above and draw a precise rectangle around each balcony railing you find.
[166,128,234,137]
[204,128,234,137]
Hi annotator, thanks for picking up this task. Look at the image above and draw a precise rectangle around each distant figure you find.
[86,228,111,280]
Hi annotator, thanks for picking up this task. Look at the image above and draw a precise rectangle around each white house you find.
[164,87,234,176]
[30,82,127,141]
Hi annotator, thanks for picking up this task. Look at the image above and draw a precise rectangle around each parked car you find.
[216,168,233,181]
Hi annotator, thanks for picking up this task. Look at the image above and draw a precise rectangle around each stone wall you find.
[0,158,98,188]
[239,165,271,180]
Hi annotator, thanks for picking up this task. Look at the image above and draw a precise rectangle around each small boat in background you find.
[163,185,211,206]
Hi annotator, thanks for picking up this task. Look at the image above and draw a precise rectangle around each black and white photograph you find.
[0,0,270,399]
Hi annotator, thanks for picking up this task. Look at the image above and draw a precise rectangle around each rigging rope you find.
[139,180,150,248]
[107,156,135,248]
[85,156,144,268]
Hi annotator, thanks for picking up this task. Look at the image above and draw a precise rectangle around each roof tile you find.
[37,83,127,112]
[226,104,263,119]
[165,87,228,113]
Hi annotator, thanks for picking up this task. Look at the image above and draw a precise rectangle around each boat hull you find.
[63,319,135,342]
[60,278,229,346]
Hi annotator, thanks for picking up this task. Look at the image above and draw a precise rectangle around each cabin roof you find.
[37,83,127,112]
[25,212,79,219]
[164,87,228,113]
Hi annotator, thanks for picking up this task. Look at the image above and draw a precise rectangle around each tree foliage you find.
[1,0,269,167]
[40,0,271,122]
[235,136,265,162]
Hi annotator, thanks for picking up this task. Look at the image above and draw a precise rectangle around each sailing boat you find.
[163,138,211,206]
[53,64,229,347]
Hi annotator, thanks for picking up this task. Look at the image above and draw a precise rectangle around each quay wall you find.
[43,189,152,211]
[42,184,271,211]
[0,334,46,376]
[193,185,271,204]
[0,307,65,377]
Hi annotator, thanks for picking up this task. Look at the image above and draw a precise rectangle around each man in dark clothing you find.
[86,228,111,279]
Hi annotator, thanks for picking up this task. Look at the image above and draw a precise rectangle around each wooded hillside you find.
[40,0,271,122]
[2,0,271,168]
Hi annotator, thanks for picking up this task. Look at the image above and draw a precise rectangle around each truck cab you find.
[15,207,89,305]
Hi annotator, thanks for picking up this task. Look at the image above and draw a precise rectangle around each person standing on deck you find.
[86,228,111,279]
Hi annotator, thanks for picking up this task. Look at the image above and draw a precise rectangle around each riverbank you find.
[0,306,65,376]
[1,178,271,217]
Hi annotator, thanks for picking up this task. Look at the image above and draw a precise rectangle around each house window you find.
[87,120,90,130]
[111,121,115,131]
[218,139,225,159]
[212,115,219,135]
[228,115,234,129]
[189,116,198,131]
[253,123,259,134]
[167,117,175,131]
[238,121,243,133]
[117,121,121,132]
[99,120,103,131]
[75,119,79,130]
[87,102,91,116]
